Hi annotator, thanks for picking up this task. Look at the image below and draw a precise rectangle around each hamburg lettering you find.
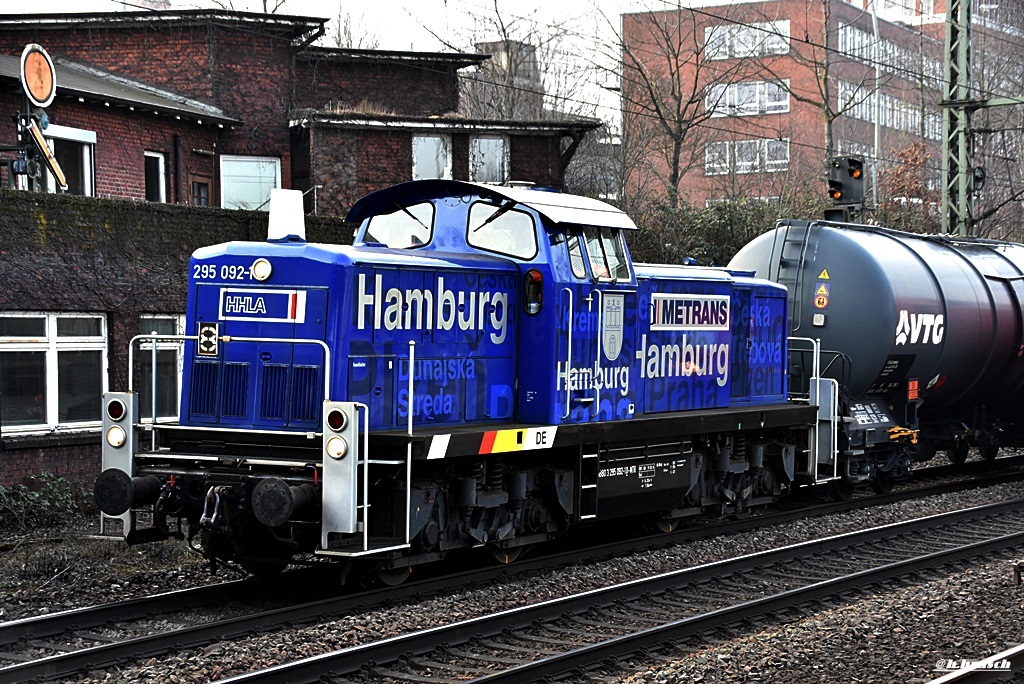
[637,333,730,387]
[358,273,509,344]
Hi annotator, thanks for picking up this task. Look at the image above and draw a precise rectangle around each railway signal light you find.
[827,157,865,205]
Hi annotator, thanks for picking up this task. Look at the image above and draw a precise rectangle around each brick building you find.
[0,10,596,211]
[0,10,598,484]
[620,0,947,207]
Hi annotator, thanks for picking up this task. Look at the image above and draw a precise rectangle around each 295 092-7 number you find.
[193,263,251,281]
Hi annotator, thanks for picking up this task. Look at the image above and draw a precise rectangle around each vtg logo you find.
[895,309,944,346]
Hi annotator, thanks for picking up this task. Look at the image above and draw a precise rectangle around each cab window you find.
[467,201,538,259]
[362,201,434,248]
[567,232,587,278]
[583,227,631,281]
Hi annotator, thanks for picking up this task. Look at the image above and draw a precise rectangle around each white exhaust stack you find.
[267,188,306,242]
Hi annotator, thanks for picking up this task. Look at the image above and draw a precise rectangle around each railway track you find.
[217,499,1024,684]
[1,459,1021,683]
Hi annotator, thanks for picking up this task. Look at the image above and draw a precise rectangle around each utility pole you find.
[941,0,972,236]
[942,0,1024,236]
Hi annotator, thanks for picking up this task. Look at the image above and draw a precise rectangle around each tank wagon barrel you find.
[730,219,1024,465]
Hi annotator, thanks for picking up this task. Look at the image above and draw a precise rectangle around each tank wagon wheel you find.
[731,506,752,520]
[947,441,970,465]
[488,544,528,565]
[871,472,896,495]
[829,478,855,502]
[655,517,682,533]
[239,558,289,578]
[374,565,413,586]
[981,445,1000,461]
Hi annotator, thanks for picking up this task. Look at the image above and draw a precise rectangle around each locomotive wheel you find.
[871,472,895,495]
[981,445,999,461]
[948,441,970,465]
[829,478,854,502]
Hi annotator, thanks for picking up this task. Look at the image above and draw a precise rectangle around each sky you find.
[23,0,643,53]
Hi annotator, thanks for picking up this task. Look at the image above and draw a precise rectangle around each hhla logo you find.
[895,310,944,346]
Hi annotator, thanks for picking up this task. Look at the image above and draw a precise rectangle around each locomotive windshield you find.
[466,200,538,259]
[362,201,434,248]
[583,226,631,281]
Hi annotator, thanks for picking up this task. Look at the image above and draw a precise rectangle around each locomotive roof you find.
[346,179,637,231]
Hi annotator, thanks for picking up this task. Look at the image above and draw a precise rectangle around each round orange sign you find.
[21,44,56,108]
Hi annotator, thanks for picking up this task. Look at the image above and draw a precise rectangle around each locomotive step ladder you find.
[790,336,840,484]
[316,402,413,557]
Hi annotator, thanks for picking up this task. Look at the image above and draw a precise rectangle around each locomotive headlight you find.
[327,408,347,432]
[251,258,272,281]
[106,425,127,448]
[106,398,127,422]
[326,436,348,460]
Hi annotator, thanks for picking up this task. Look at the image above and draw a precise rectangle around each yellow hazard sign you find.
[815,283,830,296]
[814,295,829,309]
[818,268,830,280]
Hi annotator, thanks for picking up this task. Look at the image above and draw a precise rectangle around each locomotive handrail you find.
[128,334,199,450]
[562,287,573,419]
[593,287,638,417]
[128,334,331,450]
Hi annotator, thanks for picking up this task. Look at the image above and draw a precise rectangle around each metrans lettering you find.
[651,294,730,330]
[357,273,509,344]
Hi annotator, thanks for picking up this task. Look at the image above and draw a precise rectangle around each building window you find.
[412,135,452,180]
[0,313,106,433]
[44,124,95,196]
[190,174,211,207]
[704,139,790,176]
[469,136,509,184]
[705,21,790,60]
[145,151,166,203]
[707,80,790,117]
[138,315,184,420]
[220,155,280,211]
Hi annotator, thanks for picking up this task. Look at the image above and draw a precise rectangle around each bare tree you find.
[607,6,754,209]
[204,0,289,12]
[326,8,381,50]
[449,1,596,122]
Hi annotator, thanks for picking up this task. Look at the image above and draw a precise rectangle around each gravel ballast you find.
[19,480,1015,683]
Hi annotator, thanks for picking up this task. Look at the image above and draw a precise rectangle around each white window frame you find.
[469,135,509,184]
[707,80,790,117]
[138,314,185,422]
[412,134,452,180]
[220,155,281,211]
[0,312,107,435]
[704,139,790,176]
[43,124,96,196]
[705,21,790,61]
[144,151,166,203]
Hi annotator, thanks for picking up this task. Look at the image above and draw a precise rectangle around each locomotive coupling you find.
[251,478,318,527]
[94,469,162,516]
[888,426,919,443]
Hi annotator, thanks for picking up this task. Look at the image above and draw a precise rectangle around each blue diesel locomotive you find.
[94,181,908,575]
